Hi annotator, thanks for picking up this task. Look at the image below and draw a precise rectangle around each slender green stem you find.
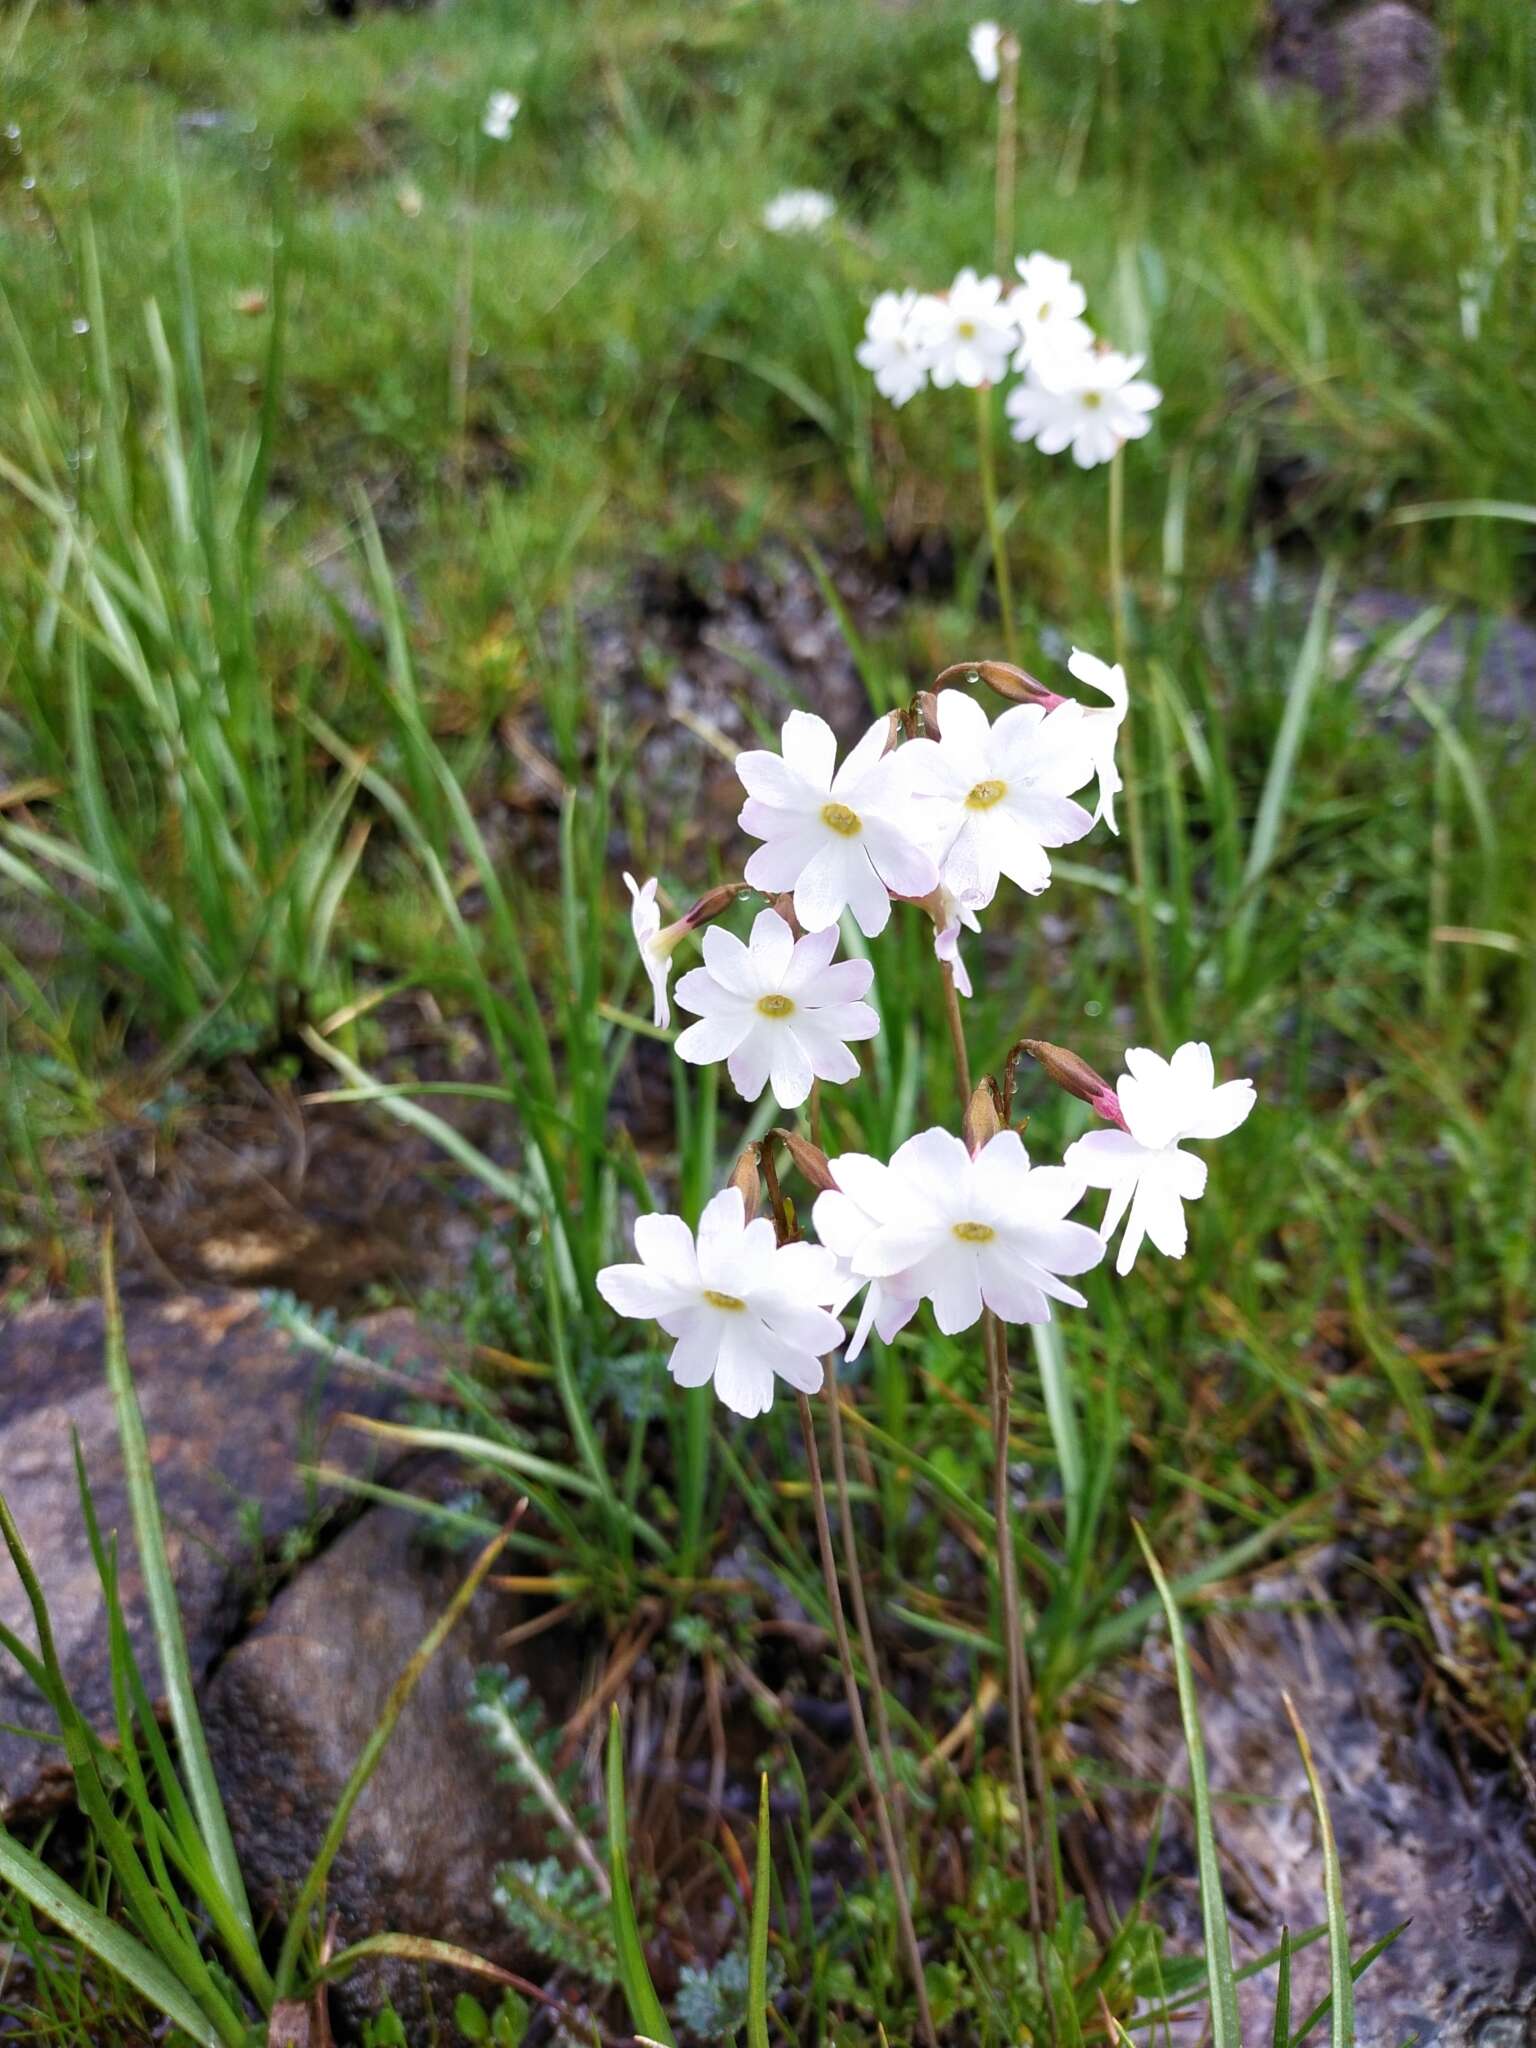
[939,961,972,1111]
[1109,448,1168,1040]
[993,32,1020,275]
[975,383,1018,664]
[796,1394,936,2048]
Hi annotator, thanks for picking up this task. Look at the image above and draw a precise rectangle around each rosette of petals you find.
[905,689,1097,907]
[915,269,1018,390]
[856,289,931,408]
[835,1127,1104,1334]
[596,1187,843,1417]
[1064,1042,1256,1275]
[1005,343,1162,469]
[1009,252,1093,372]
[674,908,878,1109]
[736,711,939,938]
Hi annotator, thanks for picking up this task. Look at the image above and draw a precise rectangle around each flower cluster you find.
[604,669,1255,1417]
[856,251,1161,470]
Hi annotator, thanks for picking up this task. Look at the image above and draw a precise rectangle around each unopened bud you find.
[682,882,744,932]
[726,1144,762,1220]
[1020,1039,1127,1130]
[962,1078,1005,1155]
[932,659,1063,709]
[769,892,804,937]
[772,1128,837,1194]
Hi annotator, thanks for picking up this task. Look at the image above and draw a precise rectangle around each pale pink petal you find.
[780,710,839,791]
[676,1011,754,1066]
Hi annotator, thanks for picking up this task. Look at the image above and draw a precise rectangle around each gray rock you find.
[203,1477,586,2040]
[1267,2,1441,131]
[0,1292,424,1818]
[1327,587,1536,728]
[1087,1576,1536,2043]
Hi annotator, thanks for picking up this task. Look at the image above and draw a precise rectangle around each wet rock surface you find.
[1266,2,1441,130]
[204,1472,584,2041]
[0,1291,426,1818]
[1089,1572,1536,2044]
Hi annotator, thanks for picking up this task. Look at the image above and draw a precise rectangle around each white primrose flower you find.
[915,269,1018,390]
[1005,343,1162,469]
[481,90,521,140]
[596,1187,843,1418]
[856,289,931,409]
[1009,252,1094,372]
[831,1128,1104,1335]
[673,908,878,1109]
[969,20,1004,81]
[737,710,939,939]
[1066,647,1128,834]
[624,872,684,1029]
[932,878,987,999]
[762,188,836,234]
[814,1173,920,1363]
[1064,1042,1256,1276]
[906,688,1098,907]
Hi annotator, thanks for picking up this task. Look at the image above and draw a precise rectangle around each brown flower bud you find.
[932,659,1058,707]
[726,1144,762,1220]
[1018,1039,1127,1130]
[682,881,745,931]
[962,1078,1006,1155]
[772,1128,838,1194]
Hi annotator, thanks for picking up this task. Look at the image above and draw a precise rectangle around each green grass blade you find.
[1133,1524,1240,2048]
[1284,1695,1353,2048]
[1272,1925,1292,2048]
[605,1705,675,2047]
[273,1517,511,1996]
[747,1772,772,2048]
[0,1827,226,2048]
[1031,1320,1083,1552]
[100,1232,256,1943]
[1287,1924,1407,2048]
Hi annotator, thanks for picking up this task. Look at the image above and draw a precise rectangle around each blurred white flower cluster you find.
[857,250,1161,469]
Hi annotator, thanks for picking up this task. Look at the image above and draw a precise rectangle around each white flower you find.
[829,1128,1104,1335]
[1005,344,1162,469]
[914,270,1018,390]
[814,1178,920,1363]
[481,91,521,141]
[673,908,878,1109]
[1064,1043,1256,1276]
[596,1187,843,1418]
[1009,252,1093,372]
[932,879,987,999]
[737,710,939,939]
[856,289,930,408]
[1066,647,1128,835]
[624,873,683,1029]
[905,689,1097,908]
[969,20,1004,81]
[762,189,836,234]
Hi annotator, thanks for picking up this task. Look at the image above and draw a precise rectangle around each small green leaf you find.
[606,1706,675,2046]
[1284,1697,1353,2048]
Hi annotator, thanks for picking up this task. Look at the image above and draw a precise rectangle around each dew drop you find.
[70,317,90,336]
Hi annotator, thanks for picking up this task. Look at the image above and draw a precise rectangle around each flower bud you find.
[681,882,745,932]
[771,1128,838,1194]
[726,1144,762,1220]
[962,1078,1005,1155]
[1019,1039,1127,1130]
[932,659,1064,709]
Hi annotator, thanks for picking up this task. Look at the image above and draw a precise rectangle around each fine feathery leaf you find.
[606,1705,676,2047]
[1133,1523,1241,2048]
[747,1773,772,2048]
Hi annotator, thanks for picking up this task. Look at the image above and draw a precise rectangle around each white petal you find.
[711,1321,778,1417]
[596,1262,695,1320]
[833,715,896,796]
[631,1213,700,1288]
[676,1011,754,1066]
[789,1019,861,1086]
[1063,1129,1153,1189]
[767,1026,815,1108]
[793,838,857,932]
[797,955,873,1005]
[862,817,939,899]
[748,907,797,985]
[923,1247,984,1335]
[736,747,814,807]
[840,848,893,938]
[742,828,823,892]
[726,1028,772,1103]
[780,923,841,992]
[780,710,839,790]
[701,924,758,996]
[667,1313,722,1388]
[673,965,745,1018]
[1182,1078,1256,1142]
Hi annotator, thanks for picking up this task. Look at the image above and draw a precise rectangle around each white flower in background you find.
[481,90,521,140]
[1075,0,1139,7]
[814,1167,920,1362]
[856,289,931,408]
[674,908,878,1108]
[737,710,939,938]
[1064,1043,1256,1276]
[1009,252,1094,372]
[932,878,987,999]
[915,269,1018,390]
[1066,647,1128,834]
[1005,344,1162,469]
[762,188,836,234]
[969,20,1004,81]
[596,1187,843,1418]
[624,873,685,1029]
[833,1128,1103,1334]
[905,689,1097,907]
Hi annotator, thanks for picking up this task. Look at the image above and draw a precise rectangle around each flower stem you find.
[1109,447,1168,1041]
[939,961,972,1112]
[797,1393,936,2047]
[993,32,1020,276]
[975,382,1018,665]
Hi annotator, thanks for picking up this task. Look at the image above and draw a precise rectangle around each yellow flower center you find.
[703,1289,747,1312]
[756,992,795,1019]
[952,1220,996,1245]
[957,319,977,339]
[820,801,862,837]
[1082,391,1102,409]
[965,778,1007,811]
